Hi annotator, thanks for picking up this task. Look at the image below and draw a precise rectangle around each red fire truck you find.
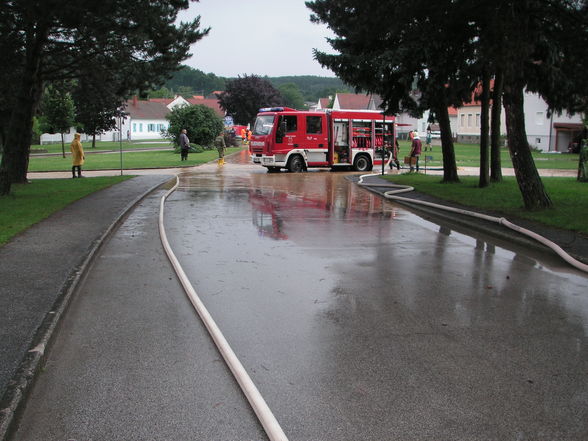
[249,108,396,172]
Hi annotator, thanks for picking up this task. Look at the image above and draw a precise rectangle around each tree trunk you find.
[503,82,552,209]
[61,132,65,158]
[0,25,47,195]
[434,97,459,183]
[479,68,490,188]
[490,69,504,182]
[92,133,96,149]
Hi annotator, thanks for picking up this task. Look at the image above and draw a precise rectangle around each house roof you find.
[147,98,174,105]
[125,99,169,120]
[318,98,330,109]
[335,93,371,110]
[448,107,458,116]
[186,97,225,117]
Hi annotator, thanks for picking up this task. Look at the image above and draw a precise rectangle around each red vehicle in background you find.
[249,108,396,172]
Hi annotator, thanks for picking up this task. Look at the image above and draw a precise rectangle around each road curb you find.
[354,175,588,267]
[0,175,176,441]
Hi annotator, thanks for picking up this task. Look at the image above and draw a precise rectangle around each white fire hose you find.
[358,173,588,274]
[159,176,289,441]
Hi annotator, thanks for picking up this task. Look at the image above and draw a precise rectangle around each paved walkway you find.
[0,174,175,439]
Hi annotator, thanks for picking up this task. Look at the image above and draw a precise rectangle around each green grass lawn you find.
[0,176,133,246]
[397,141,579,169]
[383,173,588,235]
[31,139,173,154]
[27,147,243,172]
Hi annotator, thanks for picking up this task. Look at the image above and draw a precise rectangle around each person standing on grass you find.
[70,133,85,178]
[179,128,190,161]
[409,132,422,172]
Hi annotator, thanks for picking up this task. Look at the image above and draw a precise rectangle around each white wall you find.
[523,92,582,152]
[103,117,168,141]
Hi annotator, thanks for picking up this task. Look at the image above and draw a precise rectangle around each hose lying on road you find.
[358,173,588,274]
[159,176,289,441]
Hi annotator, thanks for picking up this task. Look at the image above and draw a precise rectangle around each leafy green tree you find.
[72,77,123,149]
[165,104,224,148]
[278,83,306,110]
[148,87,175,99]
[307,0,473,183]
[0,0,208,195]
[38,82,76,158]
[217,75,283,127]
[165,66,225,96]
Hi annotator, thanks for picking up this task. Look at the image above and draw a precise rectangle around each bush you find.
[165,104,224,147]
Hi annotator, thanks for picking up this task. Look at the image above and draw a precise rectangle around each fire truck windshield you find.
[253,115,275,136]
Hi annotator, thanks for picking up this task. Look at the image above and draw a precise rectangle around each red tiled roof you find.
[336,93,371,110]
[125,99,169,119]
[148,98,174,105]
[319,98,330,108]
[448,107,458,116]
[186,97,225,117]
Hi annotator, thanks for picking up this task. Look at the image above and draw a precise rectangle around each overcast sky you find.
[176,0,337,78]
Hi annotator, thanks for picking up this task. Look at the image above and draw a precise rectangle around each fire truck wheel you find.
[353,155,372,172]
[288,155,305,173]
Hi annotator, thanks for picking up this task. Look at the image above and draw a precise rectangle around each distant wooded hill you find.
[163,65,349,102]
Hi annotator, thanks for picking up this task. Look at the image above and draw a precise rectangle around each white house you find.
[40,94,226,144]
[455,90,583,152]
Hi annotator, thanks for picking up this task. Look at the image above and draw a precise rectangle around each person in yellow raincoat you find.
[70,133,85,178]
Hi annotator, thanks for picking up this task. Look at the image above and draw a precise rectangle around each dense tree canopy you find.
[277,83,306,110]
[38,82,76,157]
[307,0,588,209]
[164,66,226,97]
[165,104,224,148]
[217,75,283,126]
[0,0,208,195]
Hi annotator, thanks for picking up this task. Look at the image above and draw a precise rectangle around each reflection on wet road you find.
[165,150,588,440]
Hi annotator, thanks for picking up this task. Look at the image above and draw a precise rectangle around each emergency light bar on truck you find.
[249,108,396,173]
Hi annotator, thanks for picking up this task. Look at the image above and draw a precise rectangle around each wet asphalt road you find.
[13,151,588,440]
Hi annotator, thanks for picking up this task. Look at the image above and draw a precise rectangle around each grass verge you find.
[0,176,133,246]
[30,140,173,154]
[397,141,579,169]
[27,147,243,172]
[382,173,588,235]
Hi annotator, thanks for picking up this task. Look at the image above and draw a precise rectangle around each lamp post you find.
[382,113,386,176]
[119,114,123,176]
[117,110,128,176]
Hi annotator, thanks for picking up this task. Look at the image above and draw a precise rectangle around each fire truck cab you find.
[249,108,395,173]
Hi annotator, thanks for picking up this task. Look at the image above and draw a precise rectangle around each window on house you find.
[460,114,465,127]
[536,138,541,144]
[476,114,480,127]
[139,123,143,132]
[133,123,137,132]
[468,114,473,127]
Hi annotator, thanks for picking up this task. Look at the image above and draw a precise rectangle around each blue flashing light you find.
[258,107,284,112]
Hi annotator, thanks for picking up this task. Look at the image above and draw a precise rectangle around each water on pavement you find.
[161,151,588,440]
